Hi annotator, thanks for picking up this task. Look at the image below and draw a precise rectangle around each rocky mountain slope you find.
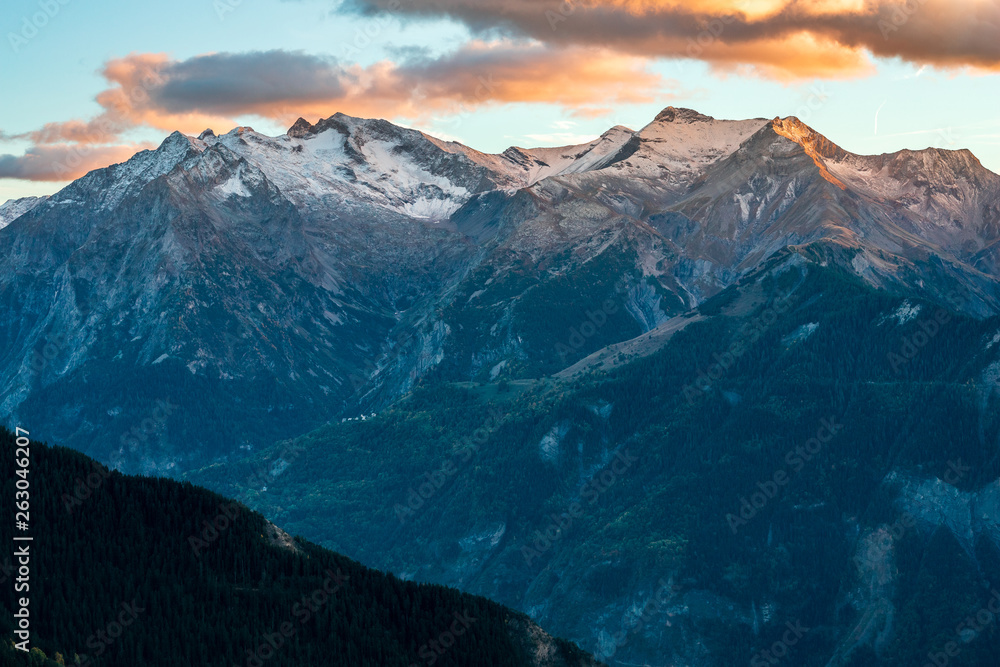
[0,196,46,230]
[2,107,999,474]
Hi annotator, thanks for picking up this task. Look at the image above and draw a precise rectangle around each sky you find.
[1,0,999,203]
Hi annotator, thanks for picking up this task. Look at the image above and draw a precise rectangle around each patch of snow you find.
[606,110,768,183]
[458,523,507,552]
[96,132,202,212]
[204,121,474,221]
[734,192,753,224]
[513,125,636,183]
[216,171,252,198]
[586,401,613,420]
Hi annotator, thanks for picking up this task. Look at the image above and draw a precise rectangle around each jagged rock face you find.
[0,128,492,471]
[0,196,47,230]
[2,107,1000,471]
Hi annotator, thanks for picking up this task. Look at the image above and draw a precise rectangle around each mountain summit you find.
[652,105,716,123]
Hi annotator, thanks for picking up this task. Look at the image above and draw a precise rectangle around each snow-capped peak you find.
[190,114,491,221]
[0,196,48,230]
[503,125,639,184]
[593,107,769,183]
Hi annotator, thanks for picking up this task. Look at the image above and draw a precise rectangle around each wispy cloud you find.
[874,98,887,136]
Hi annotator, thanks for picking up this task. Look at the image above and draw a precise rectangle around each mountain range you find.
[4,106,1000,665]
[4,106,1000,472]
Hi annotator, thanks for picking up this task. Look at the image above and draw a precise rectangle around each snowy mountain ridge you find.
[7,105,994,233]
[0,196,48,229]
[3,105,1000,471]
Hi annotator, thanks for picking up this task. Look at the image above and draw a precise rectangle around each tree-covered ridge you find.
[189,253,1000,665]
[0,429,601,667]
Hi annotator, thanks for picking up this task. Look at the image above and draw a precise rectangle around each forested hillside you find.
[0,428,601,667]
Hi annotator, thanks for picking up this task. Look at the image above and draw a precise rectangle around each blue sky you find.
[2,0,999,203]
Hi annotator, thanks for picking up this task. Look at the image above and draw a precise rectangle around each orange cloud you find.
[0,144,154,181]
[346,0,1000,78]
[11,44,671,140]
[140,44,668,124]
[690,31,875,80]
[337,42,670,119]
